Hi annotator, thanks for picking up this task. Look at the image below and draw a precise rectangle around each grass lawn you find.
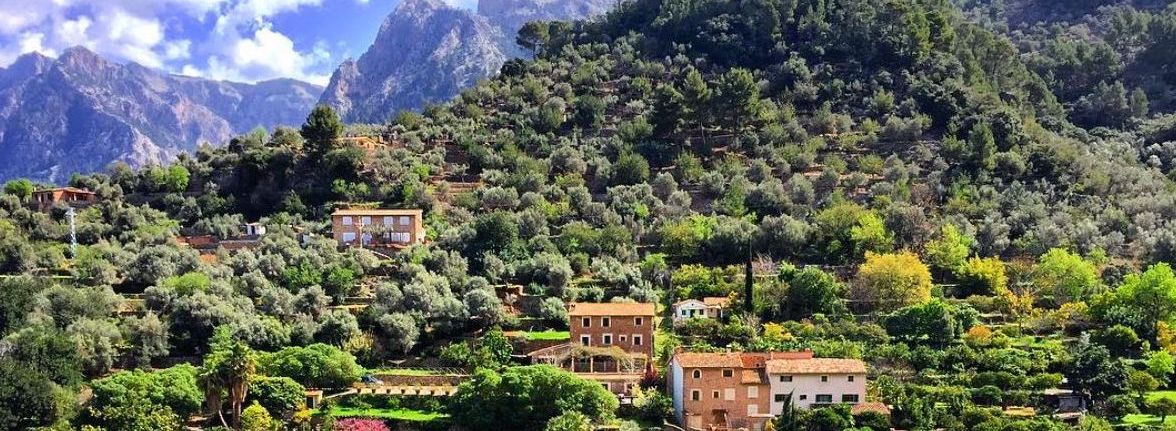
[1114,392,1176,426]
[329,406,450,422]
[1121,413,1171,425]
[524,330,570,341]
[1148,390,1176,402]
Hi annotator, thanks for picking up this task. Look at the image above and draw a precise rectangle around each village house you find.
[672,297,731,324]
[175,222,270,257]
[668,350,875,431]
[331,208,425,248]
[568,302,656,359]
[528,302,657,396]
[30,187,98,211]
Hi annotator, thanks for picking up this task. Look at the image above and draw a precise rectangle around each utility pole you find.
[67,206,77,258]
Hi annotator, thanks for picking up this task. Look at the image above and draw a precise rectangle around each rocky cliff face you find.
[0,47,321,183]
[319,0,613,124]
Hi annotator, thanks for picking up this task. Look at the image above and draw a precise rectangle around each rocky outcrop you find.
[319,0,613,124]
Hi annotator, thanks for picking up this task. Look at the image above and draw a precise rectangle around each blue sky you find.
[0,0,475,86]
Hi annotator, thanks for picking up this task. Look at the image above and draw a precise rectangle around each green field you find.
[524,330,570,341]
[329,406,449,422]
[1115,392,1176,425]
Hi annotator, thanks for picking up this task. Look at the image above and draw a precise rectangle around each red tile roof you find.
[702,297,730,307]
[567,302,655,316]
[766,358,867,374]
[851,402,891,416]
[673,352,745,368]
[673,351,818,369]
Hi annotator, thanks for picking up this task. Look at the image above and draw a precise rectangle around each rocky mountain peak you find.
[319,0,613,124]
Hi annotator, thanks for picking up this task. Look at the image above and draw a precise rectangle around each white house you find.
[766,357,867,412]
[672,297,731,324]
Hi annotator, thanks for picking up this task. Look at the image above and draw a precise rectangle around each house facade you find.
[331,209,425,248]
[568,302,656,359]
[672,297,730,324]
[669,351,870,431]
[31,187,98,211]
[528,302,656,395]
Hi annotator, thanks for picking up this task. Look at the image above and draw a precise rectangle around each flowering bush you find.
[333,418,390,431]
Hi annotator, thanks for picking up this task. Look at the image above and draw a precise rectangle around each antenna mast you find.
[67,206,77,257]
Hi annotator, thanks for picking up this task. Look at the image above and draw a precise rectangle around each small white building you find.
[672,297,730,324]
[243,222,266,237]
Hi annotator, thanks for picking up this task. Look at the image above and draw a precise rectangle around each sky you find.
[0,0,476,86]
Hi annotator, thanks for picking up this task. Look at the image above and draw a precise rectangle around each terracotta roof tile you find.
[567,302,655,316]
[702,297,730,307]
[673,352,744,368]
[766,358,867,374]
[333,208,423,216]
[851,402,891,415]
[741,369,767,384]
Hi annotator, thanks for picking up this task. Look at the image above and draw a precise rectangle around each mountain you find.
[318,0,612,124]
[0,47,322,183]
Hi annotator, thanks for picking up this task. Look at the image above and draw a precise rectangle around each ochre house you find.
[528,302,657,396]
[31,187,98,211]
[331,208,425,248]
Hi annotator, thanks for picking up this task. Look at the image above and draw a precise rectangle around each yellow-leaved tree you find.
[851,251,932,313]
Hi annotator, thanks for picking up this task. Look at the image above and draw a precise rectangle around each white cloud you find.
[443,0,477,9]
[0,0,338,85]
[185,24,330,85]
[0,32,56,65]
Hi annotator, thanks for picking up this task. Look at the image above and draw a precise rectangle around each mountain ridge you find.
[0,47,322,183]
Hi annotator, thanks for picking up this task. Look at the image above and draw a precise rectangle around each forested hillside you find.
[3,0,1176,430]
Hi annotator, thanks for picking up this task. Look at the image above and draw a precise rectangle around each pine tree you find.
[300,105,343,160]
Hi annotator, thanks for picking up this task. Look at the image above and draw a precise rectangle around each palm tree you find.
[201,327,256,429]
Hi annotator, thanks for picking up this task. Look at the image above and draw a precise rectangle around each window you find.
[815,394,833,403]
[799,395,807,400]
[603,334,612,345]
[712,391,720,399]
[724,389,735,401]
[602,317,611,327]
[399,216,411,226]
[341,232,356,242]
[342,216,353,226]
[722,369,734,378]
[747,404,758,415]
[779,375,792,382]
[383,216,394,226]
[582,318,591,327]
[847,375,855,382]
[842,394,859,403]
[820,376,828,382]
[580,335,590,345]
[691,390,700,401]
[774,394,788,402]
[361,216,372,225]
[620,335,627,342]
[635,317,644,326]
[633,335,642,346]
[748,386,758,399]
[692,370,701,379]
